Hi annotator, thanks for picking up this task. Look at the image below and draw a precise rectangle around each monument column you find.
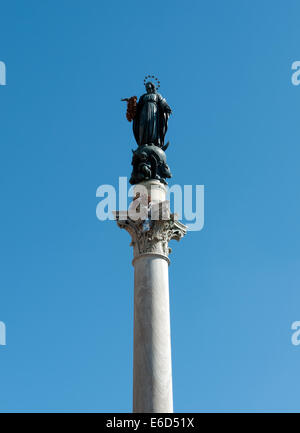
[115,180,187,413]
[116,75,187,412]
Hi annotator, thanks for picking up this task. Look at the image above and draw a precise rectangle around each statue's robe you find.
[133,92,171,147]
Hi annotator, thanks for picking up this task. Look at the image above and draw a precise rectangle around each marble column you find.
[115,180,187,413]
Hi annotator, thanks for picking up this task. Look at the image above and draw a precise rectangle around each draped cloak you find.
[133,92,171,147]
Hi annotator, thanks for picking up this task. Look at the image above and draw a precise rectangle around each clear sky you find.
[0,0,300,413]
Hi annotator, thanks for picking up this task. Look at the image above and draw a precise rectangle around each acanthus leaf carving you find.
[114,210,187,261]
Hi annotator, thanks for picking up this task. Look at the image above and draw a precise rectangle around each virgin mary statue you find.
[132,81,172,148]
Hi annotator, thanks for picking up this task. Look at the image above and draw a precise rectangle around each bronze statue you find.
[122,75,172,185]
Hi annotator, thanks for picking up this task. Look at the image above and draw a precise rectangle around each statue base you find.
[129,144,172,185]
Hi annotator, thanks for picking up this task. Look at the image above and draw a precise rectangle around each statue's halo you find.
[143,74,160,89]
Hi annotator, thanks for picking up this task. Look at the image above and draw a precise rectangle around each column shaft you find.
[133,254,173,413]
[114,179,187,414]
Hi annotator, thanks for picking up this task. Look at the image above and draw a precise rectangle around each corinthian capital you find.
[114,202,187,263]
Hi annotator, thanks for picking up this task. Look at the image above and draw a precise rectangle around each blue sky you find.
[0,0,300,412]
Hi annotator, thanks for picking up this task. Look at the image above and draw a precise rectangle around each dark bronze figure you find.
[122,75,173,185]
